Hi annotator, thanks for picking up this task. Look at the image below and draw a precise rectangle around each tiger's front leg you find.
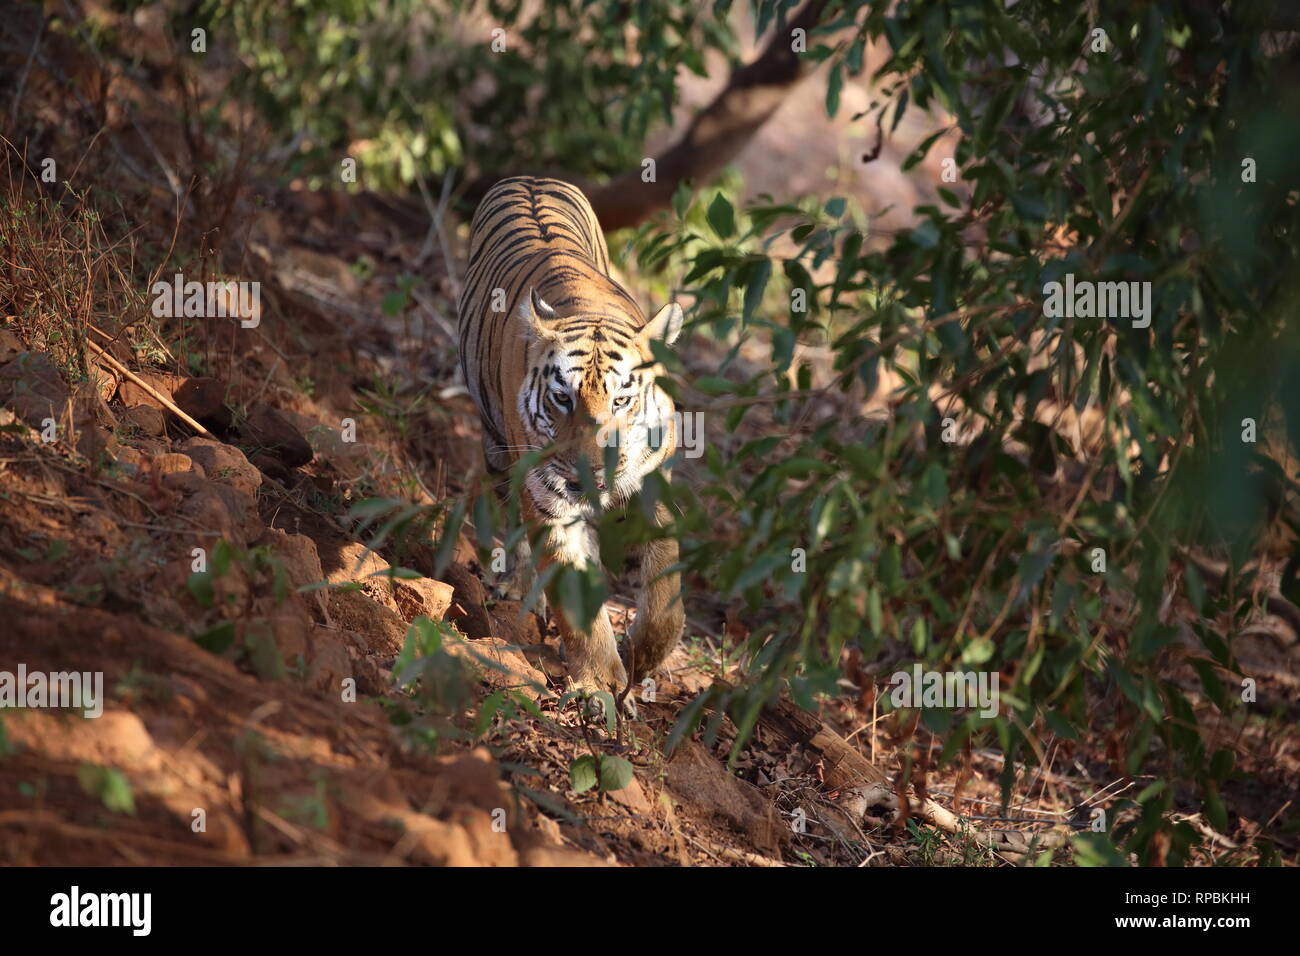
[627,501,684,683]
[540,515,627,696]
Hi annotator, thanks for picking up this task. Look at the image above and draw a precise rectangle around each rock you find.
[307,630,354,697]
[0,351,70,429]
[238,403,313,468]
[172,376,232,427]
[0,328,25,362]
[113,445,143,468]
[162,468,206,494]
[75,423,117,460]
[606,775,653,816]
[264,610,310,665]
[4,709,161,772]
[177,437,261,496]
[116,369,183,410]
[444,636,548,699]
[327,541,390,584]
[393,576,454,623]
[89,363,119,402]
[248,450,293,486]
[130,437,170,460]
[325,541,397,611]
[122,403,167,436]
[665,740,786,856]
[321,541,457,642]
[353,656,385,696]
[328,590,409,655]
[179,479,263,545]
[153,452,195,475]
[489,600,541,646]
[442,562,493,639]
[256,527,329,623]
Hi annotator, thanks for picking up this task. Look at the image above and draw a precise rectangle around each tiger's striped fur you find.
[457,176,684,695]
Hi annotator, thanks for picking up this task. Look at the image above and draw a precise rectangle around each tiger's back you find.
[458,176,638,464]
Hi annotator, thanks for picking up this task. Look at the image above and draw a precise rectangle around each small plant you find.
[77,764,135,815]
[186,540,291,679]
[564,689,635,796]
[385,616,476,753]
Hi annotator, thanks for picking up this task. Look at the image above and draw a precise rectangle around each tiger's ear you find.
[641,301,683,347]
[520,288,560,341]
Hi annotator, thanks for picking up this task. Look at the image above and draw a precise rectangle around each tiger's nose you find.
[566,474,606,493]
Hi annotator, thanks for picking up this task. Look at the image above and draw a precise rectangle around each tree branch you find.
[588,0,832,231]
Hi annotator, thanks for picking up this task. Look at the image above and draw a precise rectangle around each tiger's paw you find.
[566,646,629,700]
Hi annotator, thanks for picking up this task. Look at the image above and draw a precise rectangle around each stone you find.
[0,351,70,429]
[122,403,167,436]
[256,527,329,623]
[307,630,354,697]
[393,576,455,623]
[172,376,232,427]
[116,369,183,411]
[444,636,548,700]
[238,403,313,468]
[490,600,541,646]
[153,452,195,475]
[179,479,263,546]
[442,562,493,639]
[665,740,786,856]
[177,437,261,496]
[75,423,117,460]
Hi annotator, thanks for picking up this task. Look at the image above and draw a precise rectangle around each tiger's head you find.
[515,287,683,513]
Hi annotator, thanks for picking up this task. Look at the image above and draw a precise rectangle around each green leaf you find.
[825,63,843,117]
[381,290,407,315]
[693,376,737,395]
[78,765,135,815]
[961,638,995,666]
[706,193,735,240]
[1203,785,1228,834]
[367,565,423,581]
[194,620,236,654]
[186,571,215,609]
[598,755,635,792]
[742,257,771,323]
[570,754,598,793]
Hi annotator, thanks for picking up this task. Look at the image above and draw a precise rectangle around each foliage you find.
[117,0,745,190]
[143,0,1300,863]
[607,0,1300,866]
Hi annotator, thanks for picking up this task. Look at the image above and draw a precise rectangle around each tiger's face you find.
[516,289,683,514]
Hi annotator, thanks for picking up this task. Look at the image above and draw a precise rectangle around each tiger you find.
[456,176,685,698]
